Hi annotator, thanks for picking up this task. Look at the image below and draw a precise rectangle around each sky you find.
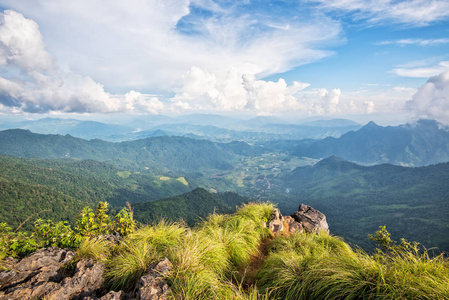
[0,0,448,125]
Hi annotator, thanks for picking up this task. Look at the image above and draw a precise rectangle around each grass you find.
[106,239,159,291]
[166,202,275,299]
[176,177,189,186]
[10,200,445,299]
[256,231,449,300]
[106,220,186,291]
[75,236,113,262]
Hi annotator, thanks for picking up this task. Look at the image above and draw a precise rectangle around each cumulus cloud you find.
[0,10,53,71]
[171,66,310,113]
[405,70,449,123]
[0,10,164,114]
[0,0,342,115]
[312,0,449,25]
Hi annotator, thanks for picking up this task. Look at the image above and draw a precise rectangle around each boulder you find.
[290,204,329,234]
[267,208,284,233]
[138,257,172,300]
[266,204,328,235]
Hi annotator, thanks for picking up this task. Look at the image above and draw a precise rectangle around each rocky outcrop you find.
[267,208,284,233]
[291,204,329,234]
[0,247,172,300]
[267,204,328,235]
[138,257,172,300]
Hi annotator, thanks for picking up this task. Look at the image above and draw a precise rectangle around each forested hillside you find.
[133,188,251,226]
[0,155,194,230]
[0,129,261,173]
[276,156,449,250]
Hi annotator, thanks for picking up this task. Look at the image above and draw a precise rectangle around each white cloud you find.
[0,10,53,71]
[376,38,449,46]
[405,70,449,124]
[313,0,449,25]
[391,61,449,78]
[0,0,342,110]
[171,66,310,113]
[0,10,164,114]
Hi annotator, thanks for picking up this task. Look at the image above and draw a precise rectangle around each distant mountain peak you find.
[316,155,348,165]
[363,121,379,128]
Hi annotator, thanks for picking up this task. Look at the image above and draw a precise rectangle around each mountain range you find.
[0,115,361,142]
[291,119,449,166]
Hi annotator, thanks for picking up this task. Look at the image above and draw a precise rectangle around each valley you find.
[1,117,449,252]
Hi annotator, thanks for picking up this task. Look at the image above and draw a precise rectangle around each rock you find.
[100,290,125,300]
[83,290,125,300]
[47,258,105,299]
[0,247,108,300]
[96,233,122,245]
[284,216,304,234]
[290,204,329,234]
[267,208,284,233]
[138,257,172,300]
[0,247,75,299]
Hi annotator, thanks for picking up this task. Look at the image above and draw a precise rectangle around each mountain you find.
[300,118,360,127]
[0,154,194,230]
[133,187,251,226]
[0,116,362,142]
[0,118,135,141]
[276,156,449,250]
[293,119,449,166]
[0,129,261,173]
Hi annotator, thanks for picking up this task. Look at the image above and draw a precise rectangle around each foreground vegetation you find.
[1,201,448,299]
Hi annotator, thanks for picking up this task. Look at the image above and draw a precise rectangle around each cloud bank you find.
[0,10,164,114]
[0,0,347,115]
[0,0,444,118]
[406,70,449,123]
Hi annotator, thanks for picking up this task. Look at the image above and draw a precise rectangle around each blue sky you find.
[0,0,448,124]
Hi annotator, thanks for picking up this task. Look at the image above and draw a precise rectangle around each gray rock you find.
[138,257,172,300]
[267,208,284,233]
[0,247,107,300]
[284,216,304,234]
[290,204,329,234]
[47,258,105,299]
[0,247,75,300]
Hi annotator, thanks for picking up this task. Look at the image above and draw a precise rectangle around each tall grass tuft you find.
[106,239,159,291]
[256,231,449,299]
[106,220,186,291]
[75,236,113,262]
[128,219,186,253]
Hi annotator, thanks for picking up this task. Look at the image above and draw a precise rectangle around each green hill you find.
[0,129,263,173]
[0,155,194,230]
[276,156,449,250]
[133,187,251,226]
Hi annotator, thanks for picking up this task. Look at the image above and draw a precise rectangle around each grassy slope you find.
[51,203,449,299]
